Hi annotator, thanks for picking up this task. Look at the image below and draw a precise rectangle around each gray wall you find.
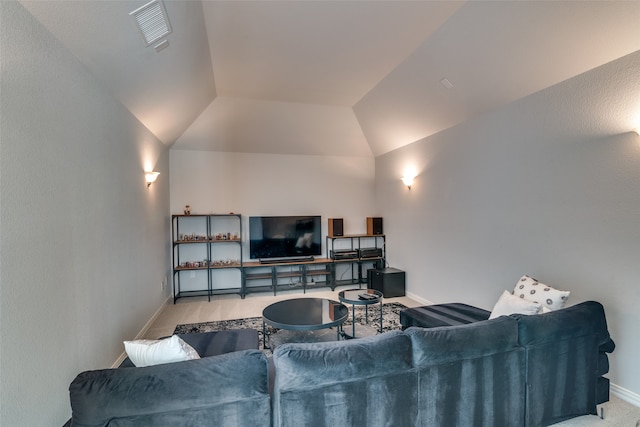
[376,50,640,397]
[1,2,170,425]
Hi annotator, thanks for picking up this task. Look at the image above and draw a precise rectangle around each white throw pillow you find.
[513,275,570,312]
[489,290,541,319]
[124,335,200,367]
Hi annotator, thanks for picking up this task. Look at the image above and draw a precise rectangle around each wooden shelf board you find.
[306,270,331,276]
[277,272,303,279]
[245,273,273,280]
[327,234,385,239]
[243,258,332,268]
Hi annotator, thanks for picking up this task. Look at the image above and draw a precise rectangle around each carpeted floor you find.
[551,395,640,426]
[174,301,407,352]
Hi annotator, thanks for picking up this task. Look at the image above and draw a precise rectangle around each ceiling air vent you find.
[130,0,172,47]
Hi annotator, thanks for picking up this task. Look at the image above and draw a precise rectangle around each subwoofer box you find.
[367,268,405,298]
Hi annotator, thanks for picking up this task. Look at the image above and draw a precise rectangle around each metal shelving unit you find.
[326,234,386,287]
[172,214,242,303]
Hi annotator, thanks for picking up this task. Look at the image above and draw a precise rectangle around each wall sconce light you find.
[401,175,415,190]
[145,171,160,188]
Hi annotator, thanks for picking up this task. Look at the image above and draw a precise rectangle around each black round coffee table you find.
[262,298,348,349]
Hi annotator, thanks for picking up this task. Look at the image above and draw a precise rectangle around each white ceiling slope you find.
[172,96,372,156]
[20,0,216,146]
[355,0,640,156]
[19,1,640,157]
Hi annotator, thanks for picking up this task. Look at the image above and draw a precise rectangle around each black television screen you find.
[249,216,322,260]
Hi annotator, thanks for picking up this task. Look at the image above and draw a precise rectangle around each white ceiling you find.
[20,1,640,157]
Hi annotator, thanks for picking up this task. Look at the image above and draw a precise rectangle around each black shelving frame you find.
[172,214,242,303]
[326,234,386,287]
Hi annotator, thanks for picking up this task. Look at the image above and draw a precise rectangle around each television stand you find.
[243,257,334,297]
[259,256,315,265]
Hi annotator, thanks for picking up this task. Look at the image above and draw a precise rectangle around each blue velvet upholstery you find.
[272,331,417,427]
[68,302,614,427]
[271,301,612,427]
[69,350,270,427]
[400,303,490,329]
[406,316,525,426]
[511,301,615,427]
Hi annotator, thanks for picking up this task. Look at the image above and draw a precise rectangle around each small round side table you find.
[338,289,383,338]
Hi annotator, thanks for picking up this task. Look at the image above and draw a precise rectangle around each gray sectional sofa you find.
[67,301,614,427]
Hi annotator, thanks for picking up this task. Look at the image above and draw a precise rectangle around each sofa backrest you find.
[272,330,417,427]
[511,301,613,427]
[69,349,270,427]
[405,316,525,427]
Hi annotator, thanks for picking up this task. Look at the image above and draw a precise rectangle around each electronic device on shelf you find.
[359,247,383,258]
[330,249,359,260]
[259,256,315,265]
[249,215,321,260]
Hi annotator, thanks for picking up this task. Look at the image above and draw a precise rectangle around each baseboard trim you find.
[111,295,172,368]
[405,291,433,306]
[611,382,640,407]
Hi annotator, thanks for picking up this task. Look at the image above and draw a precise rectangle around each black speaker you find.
[328,218,344,237]
[368,268,405,298]
[366,217,383,235]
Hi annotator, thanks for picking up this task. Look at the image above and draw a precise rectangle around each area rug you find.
[174,302,407,353]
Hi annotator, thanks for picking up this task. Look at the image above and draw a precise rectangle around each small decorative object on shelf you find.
[211,232,240,241]
[184,205,191,215]
[179,233,208,242]
[210,259,241,267]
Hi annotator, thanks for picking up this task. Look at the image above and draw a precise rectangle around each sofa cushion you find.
[406,315,520,366]
[123,335,200,367]
[406,317,525,427]
[512,301,610,347]
[69,349,270,427]
[489,290,540,319]
[513,275,569,311]
[272,331,417,427]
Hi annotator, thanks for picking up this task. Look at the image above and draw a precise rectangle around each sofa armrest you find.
[69,349,269,427]
[512,301,614,426]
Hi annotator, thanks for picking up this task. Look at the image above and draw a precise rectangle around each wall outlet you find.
[161,277,167,291]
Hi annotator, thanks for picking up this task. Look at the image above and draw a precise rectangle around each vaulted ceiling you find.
[20,1,640,157]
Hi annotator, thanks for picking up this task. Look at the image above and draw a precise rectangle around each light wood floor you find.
[142,284,423,339]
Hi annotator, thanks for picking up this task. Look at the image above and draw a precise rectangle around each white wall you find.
[0,2,171,425]
[170,150,376,258]
[375,51,640,398]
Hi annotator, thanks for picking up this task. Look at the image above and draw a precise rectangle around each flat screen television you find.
[249,215,322,260]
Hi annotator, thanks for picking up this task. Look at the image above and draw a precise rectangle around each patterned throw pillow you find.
[513,275,570,312]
